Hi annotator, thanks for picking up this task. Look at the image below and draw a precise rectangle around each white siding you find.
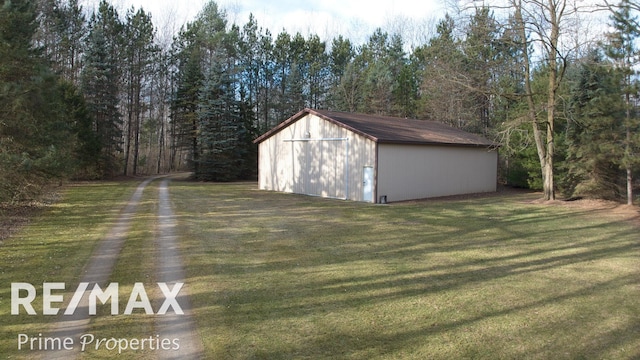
[258,114,376,201]
[377,144,497,202]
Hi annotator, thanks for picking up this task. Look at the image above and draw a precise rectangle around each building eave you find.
[254,108,498,149]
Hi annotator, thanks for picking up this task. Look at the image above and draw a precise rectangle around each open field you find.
[1,177,639,359]
[169,180,640,359]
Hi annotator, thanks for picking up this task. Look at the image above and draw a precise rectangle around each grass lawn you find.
[0,180,141,358]
[169,180,640,360]
[0,178,638,359]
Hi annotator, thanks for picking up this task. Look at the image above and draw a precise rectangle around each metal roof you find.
[254,108,496,147]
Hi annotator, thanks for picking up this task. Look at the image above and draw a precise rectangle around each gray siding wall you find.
[377,144,497,202]
[258,114,376,201]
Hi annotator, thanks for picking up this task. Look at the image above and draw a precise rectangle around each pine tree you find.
[196,63,245,181]
[58,80,101,179]
[171,26,203,173]
[35,0,85,83]
[81,0,124,176]
[306,34,328,110]
[192,1,251,181]
[273,30,292,121]
[361,29,394,115]
[1,0,39,199]
[170,1,256,180]
[604,0,640,204]
[327,35,355,110]
[416,14,467,127]
[122,7,157,175]
[56,0,85,83]
[565,51,626,199]
[462,6,501,133]
[0,0,83,199]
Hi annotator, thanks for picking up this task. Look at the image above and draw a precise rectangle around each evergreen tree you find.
[336,55,366,113]
[342,28,413,117]
[361,29,395,115]
[81,0,123,176]
[122,7,157,175]
[273,30,292,120]
[416,14,467,127]
[35,0,85,83]
[286,59,305,112]
[604,0,640,204]
[257,29,274,130]
[1,0,39,199]
[171,22,203,173]
[565,51,626,199]
[462,6,501,133]
[238,14,261,128]
[148,42,172,174]
[196,62,246,181]
[170,0,255,180]
[327,35,355,110]
[305,34,328,109]
[388,33,417,118]
[56,0,85,83]
[0,0,84,199]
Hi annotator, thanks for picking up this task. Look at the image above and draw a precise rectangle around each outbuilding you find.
[254,108,498,203]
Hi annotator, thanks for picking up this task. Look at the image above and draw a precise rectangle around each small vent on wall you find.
[379,195,387,204]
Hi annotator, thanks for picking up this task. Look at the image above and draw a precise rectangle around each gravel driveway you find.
[44,176,203,359]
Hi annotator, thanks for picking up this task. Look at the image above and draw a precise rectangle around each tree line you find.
[0,0,638,203]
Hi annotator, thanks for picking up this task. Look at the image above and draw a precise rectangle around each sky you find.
[82,0,447,44]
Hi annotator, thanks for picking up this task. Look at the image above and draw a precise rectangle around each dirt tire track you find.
[155,178,203,359]
[44,177,157,359]
[43,176,203,359]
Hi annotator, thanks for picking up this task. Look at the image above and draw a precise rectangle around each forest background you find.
[1,0,639,204]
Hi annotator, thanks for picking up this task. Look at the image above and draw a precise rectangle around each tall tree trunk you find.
[513,0,566,201]
[627,166,633,205]
[123,110,133,176]
[544,33,558,201]
[192,116,199,175]
[626,104,633,205]
[132,76,142,175]
[158,111,165,174]
[170,109,177,172]
[124,67,135,176]
[515,1,547,199]
[133,109,140,175]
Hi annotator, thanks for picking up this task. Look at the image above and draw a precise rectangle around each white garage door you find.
[290,139,347,199]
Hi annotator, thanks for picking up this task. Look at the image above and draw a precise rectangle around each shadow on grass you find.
[241,273,639,359]
[0,180,143,358]
[169,181,640,359]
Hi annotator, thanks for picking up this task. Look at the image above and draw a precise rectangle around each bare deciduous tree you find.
[509,0,579,200]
